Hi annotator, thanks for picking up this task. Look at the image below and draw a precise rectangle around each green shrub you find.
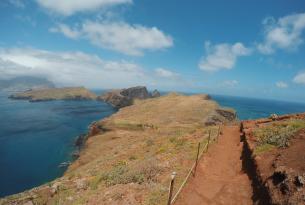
[101,160,162,187]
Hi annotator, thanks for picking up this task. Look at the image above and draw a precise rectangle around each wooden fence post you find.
[216,125,221,142]
[167,172,176,205]
[206,130,211,152]
[193,142,201,177]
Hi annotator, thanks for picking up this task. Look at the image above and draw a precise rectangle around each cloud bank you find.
[0,47,184,89]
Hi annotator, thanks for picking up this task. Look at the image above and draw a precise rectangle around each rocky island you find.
[0,93,236,205]
[98,86,161,108]
[9,87,97,102]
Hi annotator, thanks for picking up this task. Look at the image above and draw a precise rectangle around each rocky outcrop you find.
[98,86,160,108]
[151,89,161,98]
[9,87,97,102]
[205,108,237,126]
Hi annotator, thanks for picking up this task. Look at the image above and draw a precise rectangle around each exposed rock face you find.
[98,86,159,108]
[151,89,161,98]
[9,87,97,102]
[205,108,237,126]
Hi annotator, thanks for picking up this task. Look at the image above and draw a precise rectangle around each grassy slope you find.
[1,93,235,205]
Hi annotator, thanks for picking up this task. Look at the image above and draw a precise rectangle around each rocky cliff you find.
[9,87,97,102]
[98,86,159,108]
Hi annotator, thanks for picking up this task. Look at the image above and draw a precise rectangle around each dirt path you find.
[174,125,253,205]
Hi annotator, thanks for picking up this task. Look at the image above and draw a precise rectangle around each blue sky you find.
[1,0,305,102]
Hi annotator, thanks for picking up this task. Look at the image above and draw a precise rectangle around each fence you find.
[167,125,221,205]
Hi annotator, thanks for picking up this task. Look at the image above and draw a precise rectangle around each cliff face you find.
[0,93,236,205]
[9,87,97,102]
[98,86,158,108]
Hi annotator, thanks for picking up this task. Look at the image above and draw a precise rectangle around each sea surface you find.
[0,91,115,197]
[1,92,305,197]
[211,94,305,120]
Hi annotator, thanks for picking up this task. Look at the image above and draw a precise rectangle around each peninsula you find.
[9,87,97,102]
[0,93,236,205]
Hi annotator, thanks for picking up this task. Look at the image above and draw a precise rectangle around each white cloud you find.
[258,13,305,54]
[50,24,81,39]
[155,68,179,78]
[223,80,239,87]
[35,0,132,16]
[276,81,288,88]
[51,21,173,56]
[199,41,251,72]
[293,72,305,85]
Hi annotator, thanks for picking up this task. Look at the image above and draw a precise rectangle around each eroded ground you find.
[242,113,305,205]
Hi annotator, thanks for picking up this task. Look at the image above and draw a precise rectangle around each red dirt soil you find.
[242,116,305,205]
[174,125,253,205]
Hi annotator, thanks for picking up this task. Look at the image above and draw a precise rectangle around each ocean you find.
[211,95,305,120]
[0,91,115,197]
[1,91,305,197]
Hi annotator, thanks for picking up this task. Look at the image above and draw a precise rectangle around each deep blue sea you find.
[1,92,305,198]
[0,91,115,197]
[211,94,305,120]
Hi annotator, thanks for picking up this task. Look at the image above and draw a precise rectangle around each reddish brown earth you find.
[242,114,305,205]
[174,125,253,205]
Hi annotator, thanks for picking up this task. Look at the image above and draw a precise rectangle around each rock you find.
[296,175,305,187]
[98,86,153,109]
[205,108,237,126]
[215,109,237,121]
[120,86,150,99]
[270,113,279,121]
[51,182,61,195]
[22,201,34,205]
[151,89,161,98]
[76,179,88,190]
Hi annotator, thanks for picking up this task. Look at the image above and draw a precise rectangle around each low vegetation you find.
[254,119,305,153]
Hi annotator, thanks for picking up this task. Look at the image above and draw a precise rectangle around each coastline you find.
[0,93,236,204]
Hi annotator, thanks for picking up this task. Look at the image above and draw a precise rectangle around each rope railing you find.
[167,125,221,205]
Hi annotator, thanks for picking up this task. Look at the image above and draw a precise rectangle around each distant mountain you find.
[0,76,55,92]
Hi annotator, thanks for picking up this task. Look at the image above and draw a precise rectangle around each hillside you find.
[0,93,236,205]
[9,87,97,102]
[0,76,54,92]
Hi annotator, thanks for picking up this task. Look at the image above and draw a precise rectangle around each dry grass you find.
[1,93,232,205]
[11,87,97,101]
